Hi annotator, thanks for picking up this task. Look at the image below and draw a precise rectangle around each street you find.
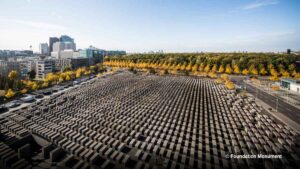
[231,76,300,124]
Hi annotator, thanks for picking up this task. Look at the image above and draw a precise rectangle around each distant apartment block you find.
[36,59,55,79]
[55,59,71,72]
[0,50,33,59]
[0,60,28,78]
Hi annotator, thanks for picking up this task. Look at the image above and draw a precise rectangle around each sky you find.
[0,0,300,53]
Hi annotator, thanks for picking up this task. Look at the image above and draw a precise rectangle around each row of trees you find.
[106,53,300,72]
[0,64,105,102]
[0,70,36,91]
[104,60,300,80]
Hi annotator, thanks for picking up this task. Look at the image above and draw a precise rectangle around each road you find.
[231,76,300,124]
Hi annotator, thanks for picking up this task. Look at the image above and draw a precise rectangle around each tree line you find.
[104,53,300,80]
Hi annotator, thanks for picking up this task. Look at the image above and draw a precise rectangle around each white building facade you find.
[36,59,55,80]
[51,42,76,59]
[280,78,300,93]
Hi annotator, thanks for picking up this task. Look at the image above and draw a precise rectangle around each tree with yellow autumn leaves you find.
[5,89,15,99]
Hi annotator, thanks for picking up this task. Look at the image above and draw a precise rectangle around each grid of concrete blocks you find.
[0,72,299,169]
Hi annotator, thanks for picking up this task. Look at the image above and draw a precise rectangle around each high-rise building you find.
[52,41,76,59]
[51,35,76,59]
[49,37,59,52]
[39,43,49,55]
[60,35,74,43]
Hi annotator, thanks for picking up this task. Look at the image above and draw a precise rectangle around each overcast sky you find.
[0,0,299,53]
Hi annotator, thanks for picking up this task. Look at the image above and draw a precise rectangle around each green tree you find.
[28,70,36,79]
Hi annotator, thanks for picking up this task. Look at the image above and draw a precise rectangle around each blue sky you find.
[0,0,299,53]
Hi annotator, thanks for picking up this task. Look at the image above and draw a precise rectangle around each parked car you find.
[67,83,74,87]
[0,105,9,113]
[56,86,64,91]
[73,80,80,85]
[35,94,44,99]
[52,88,58,93]
[43,90,52,95]
[20,95,35,103]
[32,92,44,99]
[6,100,22,108]
[81,78,89,82]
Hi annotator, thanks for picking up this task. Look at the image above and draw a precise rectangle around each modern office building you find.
[49,37,59,53]
[52,42,76,53]
[36,59,55,79]
[106,50,126,56]
[79,49,93,58]
[51,35,76,59]
[77,48,104,65]
[39,43,49,55]
[70,58,92,69]
[281,78,300,93]
[51,42,76,59]
[60,35,74,43]
[60,50,75,59]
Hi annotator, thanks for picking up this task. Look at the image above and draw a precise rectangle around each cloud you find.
[243,0,279,10]
[0,18,67,30]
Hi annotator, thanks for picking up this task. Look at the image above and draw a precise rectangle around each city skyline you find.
[0,0,300,53]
